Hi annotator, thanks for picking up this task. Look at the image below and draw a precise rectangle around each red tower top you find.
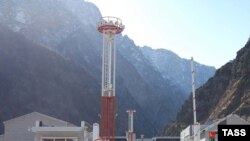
[97,16,125,34]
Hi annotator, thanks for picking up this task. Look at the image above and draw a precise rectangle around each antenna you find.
[191,57,197,124]
[126,110,136,141]
[191,57,200,141]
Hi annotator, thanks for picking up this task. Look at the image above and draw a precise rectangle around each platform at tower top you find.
[97,16,125,34]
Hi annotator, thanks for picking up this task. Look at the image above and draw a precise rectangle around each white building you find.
[0,112,91,141]
[180,114,249,141]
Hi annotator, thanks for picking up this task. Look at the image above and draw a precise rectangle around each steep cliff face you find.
[164,39,250,136]
[208,39,250,120]
[0,24,100,133]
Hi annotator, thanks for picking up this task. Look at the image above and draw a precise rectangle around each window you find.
[43,139,53,141]
[55,139,65,141]
[42,137,77,141]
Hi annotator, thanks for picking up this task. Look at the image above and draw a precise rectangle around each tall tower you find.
[97,16,124,141]
[191,57,197,124]
[191,57,200,141]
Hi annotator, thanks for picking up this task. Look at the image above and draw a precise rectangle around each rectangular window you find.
[55,139,65,141]
[43,139,54,141]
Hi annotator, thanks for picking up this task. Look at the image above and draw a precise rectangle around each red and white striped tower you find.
[97,17,124,141]
[126,110,136,141]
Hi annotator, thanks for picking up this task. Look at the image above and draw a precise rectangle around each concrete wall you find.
[180,125,191,141]
[3,112,73,141]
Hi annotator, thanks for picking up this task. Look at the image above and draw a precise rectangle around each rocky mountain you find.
[0,24,100,133]
[164,38,250,136]
[141,46,215,95]
[0,0,215,136]
[0,24,149,135]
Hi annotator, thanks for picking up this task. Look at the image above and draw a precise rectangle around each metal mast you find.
[191,57,200,141]
[191,57,197,124]
[97,16,124,141]
[127,110,136,141]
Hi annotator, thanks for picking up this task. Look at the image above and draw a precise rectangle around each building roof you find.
[3,112,75,126]
[200,114,249,132]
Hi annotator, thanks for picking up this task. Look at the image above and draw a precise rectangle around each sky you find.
[87,0,250,68]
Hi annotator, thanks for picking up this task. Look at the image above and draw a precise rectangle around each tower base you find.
[100,96,116,141]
